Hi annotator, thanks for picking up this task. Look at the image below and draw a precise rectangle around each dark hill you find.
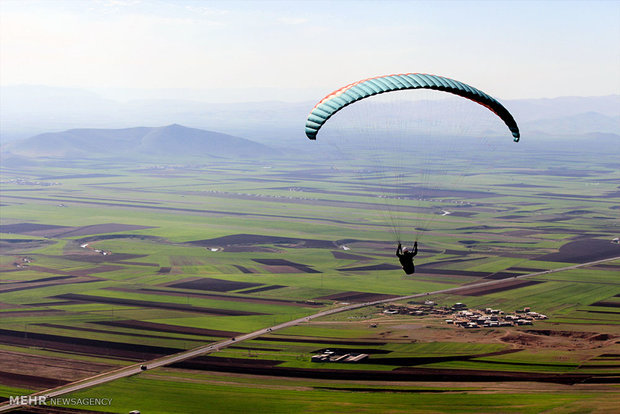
[1,124,275,160]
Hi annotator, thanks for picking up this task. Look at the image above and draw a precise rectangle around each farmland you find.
[1,139,619,413]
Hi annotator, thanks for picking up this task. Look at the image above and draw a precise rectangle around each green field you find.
[44,374,618,414]
[1,142,619,413]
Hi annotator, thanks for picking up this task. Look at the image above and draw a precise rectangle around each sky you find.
[1,0,619,102]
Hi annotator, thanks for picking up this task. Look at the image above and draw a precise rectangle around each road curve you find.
[1,255,618,412]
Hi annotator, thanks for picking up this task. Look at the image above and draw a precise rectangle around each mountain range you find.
[1,124,275,161]
[1,86,618,145]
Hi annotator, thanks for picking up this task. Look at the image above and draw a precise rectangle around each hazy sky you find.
[1,0,619,102]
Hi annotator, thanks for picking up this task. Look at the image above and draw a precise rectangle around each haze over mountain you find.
[1,85,618,145]
[1,124,275,161]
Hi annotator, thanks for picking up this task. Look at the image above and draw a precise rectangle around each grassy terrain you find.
[1,141,619,412]
[48,374,619,414]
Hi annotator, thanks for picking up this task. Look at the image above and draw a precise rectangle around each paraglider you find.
[396,242,418,275]
[305,73,519,142]
[305,73,519,275]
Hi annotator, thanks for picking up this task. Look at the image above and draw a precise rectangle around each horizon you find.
[1,93,618,143]
[4,83,620,104]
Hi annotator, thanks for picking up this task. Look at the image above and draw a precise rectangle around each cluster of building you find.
[380,300,448,317]
[3,178,59,186]
[378,301,547,329]
[311,349,369,363]
[13,256,33,269]
[446,304,548,329]
[80,243,111,256]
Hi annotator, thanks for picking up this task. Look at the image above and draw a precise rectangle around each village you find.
[311,301,549,364]
[380,301,548,329]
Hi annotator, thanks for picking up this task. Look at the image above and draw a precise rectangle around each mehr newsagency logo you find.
[10,395,112,407]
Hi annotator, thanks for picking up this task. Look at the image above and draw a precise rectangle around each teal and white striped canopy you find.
[305,73,520,142]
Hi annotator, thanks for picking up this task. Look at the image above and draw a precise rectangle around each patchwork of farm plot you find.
[1,149,619,412]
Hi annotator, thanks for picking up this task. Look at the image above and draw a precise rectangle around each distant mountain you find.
[524,112,620,136]
[1,85,618,145]
[507,95,620,119]
[1,124,276,160]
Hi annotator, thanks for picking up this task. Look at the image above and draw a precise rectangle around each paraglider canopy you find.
[305,73,519,142]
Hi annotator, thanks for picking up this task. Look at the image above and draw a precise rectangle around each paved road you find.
[1,255,618,412]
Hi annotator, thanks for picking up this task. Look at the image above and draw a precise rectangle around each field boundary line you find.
[1,255,618,412]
